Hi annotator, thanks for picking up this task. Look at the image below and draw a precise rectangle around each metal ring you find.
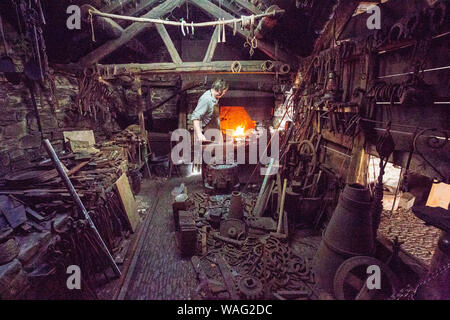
[388,22,404,43]
[231,61,242,73]
[279,63,291,74]
[261,60,274,71]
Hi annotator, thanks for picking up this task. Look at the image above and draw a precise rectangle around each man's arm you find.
[191,96,208,142]
[193,120,206,142]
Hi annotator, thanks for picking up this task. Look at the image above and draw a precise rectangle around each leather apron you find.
[203,103,220,131]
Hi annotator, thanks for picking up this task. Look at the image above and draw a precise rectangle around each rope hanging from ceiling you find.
[88,7,283,29]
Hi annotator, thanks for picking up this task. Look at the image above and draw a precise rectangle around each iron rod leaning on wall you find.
[43,139,121,277]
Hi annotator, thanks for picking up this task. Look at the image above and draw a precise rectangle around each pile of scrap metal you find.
[104,124,150,171]
[191,234,316,300]
[102,125,148,193]
[0,133,143,299]
[171,184,317,300]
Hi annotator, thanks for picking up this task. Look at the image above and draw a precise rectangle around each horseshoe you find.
[404,13,420,38]
[231,61,242,73]
[388,22,405,43]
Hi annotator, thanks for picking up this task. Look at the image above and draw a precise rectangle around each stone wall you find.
[0,22,121,177]
[111,82,179,132]
[149,87,178,120]
[0,71,122,176]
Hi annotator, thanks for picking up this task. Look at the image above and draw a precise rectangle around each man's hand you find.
[196,132,207,142]
[193,120,206,142]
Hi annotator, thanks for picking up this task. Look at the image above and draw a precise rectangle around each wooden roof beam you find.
[78,0,185,67]
[211,0,244,16]
[97,60,281,76]
[155,24,182,64]
[232,0,263,15]
[190,0,295,65]
[313,0,360,53]
[119,0,162,18]
[203,26,220,63]
[102,0,159,15]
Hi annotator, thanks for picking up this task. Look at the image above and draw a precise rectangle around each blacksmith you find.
[190,78,229,142]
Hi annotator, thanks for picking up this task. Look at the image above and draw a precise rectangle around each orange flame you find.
[233,125,245,137]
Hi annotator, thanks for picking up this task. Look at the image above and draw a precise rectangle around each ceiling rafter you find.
[231,0,263,15]
[79,0,185,67]
[189,0,294,64]
[155,23,183,64]
[101,0,160,16]
[313,0,361,53]
[78,0,295,67]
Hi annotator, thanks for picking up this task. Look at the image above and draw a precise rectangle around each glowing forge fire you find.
[233,125,245,137]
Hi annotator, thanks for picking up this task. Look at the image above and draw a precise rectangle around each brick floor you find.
[121,176,203,300]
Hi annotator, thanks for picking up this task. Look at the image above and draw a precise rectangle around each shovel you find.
[0,15,20,85]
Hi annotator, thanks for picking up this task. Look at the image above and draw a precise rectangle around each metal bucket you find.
[177,163,193,177]
[314,183,375,293]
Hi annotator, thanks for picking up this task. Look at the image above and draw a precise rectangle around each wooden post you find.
[178,92,187,129]
[347,132,369,185]
[136,76,146,139]
[253,157,275,216]
[277,179,287,234]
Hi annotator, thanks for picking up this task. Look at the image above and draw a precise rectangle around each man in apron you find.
[191,78,228,141]
[190,79,228,179]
